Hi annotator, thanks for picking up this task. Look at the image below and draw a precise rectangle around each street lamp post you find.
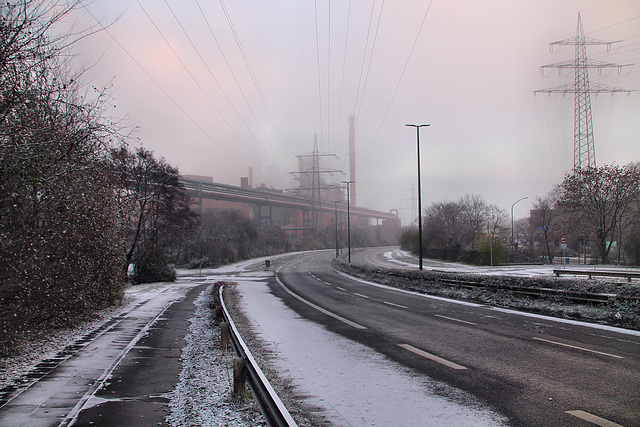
[511,197,528,249]
[342,180,354,263]
[334,201,339,258]
[406,124,430,270]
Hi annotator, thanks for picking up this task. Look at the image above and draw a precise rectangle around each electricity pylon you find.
[291,135,343,232]
[535,12,632,170]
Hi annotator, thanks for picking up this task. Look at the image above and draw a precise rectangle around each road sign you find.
[561,237,566,244]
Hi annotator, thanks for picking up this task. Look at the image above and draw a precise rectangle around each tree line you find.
[0,1,342,356]
[401,163,640,266]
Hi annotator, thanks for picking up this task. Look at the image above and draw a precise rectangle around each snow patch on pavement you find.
[236,279,509,426]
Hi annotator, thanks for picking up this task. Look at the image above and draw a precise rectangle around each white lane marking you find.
[275,275,367,330]
[435,315,477,326]
[335,269,640,338]
[566,410,623,427]
[336,287,346,291]
[532,337,624,359]
[383,301,407,309]
[398,344,468,370]
[354,293,370,299]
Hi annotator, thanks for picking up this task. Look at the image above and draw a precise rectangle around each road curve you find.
[272,250,640,426]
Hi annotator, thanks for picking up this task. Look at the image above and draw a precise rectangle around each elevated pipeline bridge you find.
[180,177,400,232]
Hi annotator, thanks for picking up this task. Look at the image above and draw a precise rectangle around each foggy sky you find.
[71,0,640,225]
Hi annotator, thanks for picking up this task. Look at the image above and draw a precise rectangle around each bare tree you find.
[459,193,489,249]
[530,195,558,263]
[558,164,640,264]
[110,146,197,283]
[0,1,125,355]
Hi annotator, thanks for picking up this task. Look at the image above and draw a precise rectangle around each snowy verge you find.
[165,284,264,426]
[334,258,640,331]
[232,278,509,426]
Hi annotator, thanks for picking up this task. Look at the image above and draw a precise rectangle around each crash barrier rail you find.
[553,269,640,282]
[219,285,298,427]
[423,275,639,306]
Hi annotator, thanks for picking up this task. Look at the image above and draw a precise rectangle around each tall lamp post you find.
[334,201,339,258]
[342,180,354,263]
[511,197,528,249]
[406,124,430,270]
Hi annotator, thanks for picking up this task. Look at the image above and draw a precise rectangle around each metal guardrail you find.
[553,269,640,282]
[434,277,639,305]
[219,285,298,427]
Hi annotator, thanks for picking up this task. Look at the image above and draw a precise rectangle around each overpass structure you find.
[180,177,400,234]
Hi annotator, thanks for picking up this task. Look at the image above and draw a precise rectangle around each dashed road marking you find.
[383,301,407,309]
[275,275,367,330]
[336,287,346,291]
[354,293,370,299]
[532,337,624,359]
[435,315,477,326]
[398,344,467,370]
[565,410,623,427]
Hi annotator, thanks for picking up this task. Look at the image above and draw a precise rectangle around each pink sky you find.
[72,0,640,224]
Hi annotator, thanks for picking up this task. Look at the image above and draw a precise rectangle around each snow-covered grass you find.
[166,285,264,426]
[335,257,640,331]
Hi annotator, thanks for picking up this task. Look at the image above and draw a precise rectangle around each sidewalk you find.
[0,282,205,427]
[72,284,206,426]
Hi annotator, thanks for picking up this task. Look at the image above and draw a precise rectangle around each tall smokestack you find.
[349,115,356,207]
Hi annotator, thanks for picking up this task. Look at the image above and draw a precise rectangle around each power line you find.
[78,1,246,170]
[360,0,434,170]
[314,0,325,149]
[135,0,278,173]
[586,14,640,35]
[218,0,295,161]
[294,0,316,143]
[334,0,352,151]
[162,0,289,176]
[351,0,377,123]
[193,0,294,170]
[327,0,332,154]
[354,0,385,122]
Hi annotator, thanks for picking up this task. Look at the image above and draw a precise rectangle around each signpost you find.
[560,237,567,267]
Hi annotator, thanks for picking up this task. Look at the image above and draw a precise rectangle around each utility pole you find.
[511,197,528,249]
[406,124,430,270]
[334,201,339,258]
[535,13,632,170]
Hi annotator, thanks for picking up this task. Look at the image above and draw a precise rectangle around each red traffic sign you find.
[561,237,566,244]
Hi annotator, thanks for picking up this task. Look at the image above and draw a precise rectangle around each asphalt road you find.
[271,250,640,426]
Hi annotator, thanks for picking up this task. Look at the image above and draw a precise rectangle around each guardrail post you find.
[220,322,229,350]
[233,357,247,398]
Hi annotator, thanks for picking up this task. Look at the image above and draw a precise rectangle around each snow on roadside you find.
[235,279,509,426]
[165,285,264,426]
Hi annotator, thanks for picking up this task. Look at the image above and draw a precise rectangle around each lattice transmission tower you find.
[290,135,343,232]
[535,12,632,170]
